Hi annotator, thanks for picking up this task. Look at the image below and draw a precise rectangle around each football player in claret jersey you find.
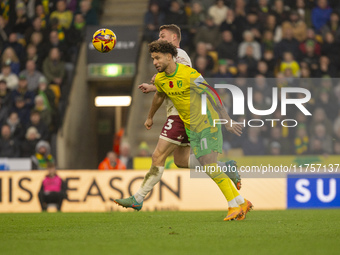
[139,25,241,184]
[115,41,253,221]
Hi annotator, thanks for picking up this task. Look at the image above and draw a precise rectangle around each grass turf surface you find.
[1,210,339,255]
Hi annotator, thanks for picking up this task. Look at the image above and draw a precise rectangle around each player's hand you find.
[144,118,153,130]
[138,83,156,94]
[225,121,243,136]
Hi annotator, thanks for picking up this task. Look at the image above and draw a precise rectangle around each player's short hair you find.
[159,24,181,41]
[149,40,178,58]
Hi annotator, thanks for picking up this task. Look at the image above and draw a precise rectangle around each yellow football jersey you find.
[155,63,219,133]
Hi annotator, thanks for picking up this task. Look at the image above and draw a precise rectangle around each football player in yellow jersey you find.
[115,41,253,221]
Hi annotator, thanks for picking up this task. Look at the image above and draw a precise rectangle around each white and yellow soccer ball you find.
[92,28,117,53]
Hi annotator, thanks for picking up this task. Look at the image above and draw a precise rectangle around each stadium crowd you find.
[143,0,340,156]
[0,0,100,169]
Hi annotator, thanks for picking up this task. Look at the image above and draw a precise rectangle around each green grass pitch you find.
[1,210,339,255]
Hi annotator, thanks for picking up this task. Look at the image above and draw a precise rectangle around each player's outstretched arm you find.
[138,83,157,94]
[145,91,166,130]
[138,75,158,94]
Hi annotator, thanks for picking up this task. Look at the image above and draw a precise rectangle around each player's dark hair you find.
[148,40,178,58]
[159,24,181,41]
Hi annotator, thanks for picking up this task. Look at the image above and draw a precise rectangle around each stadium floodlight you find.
[95,96,131,107]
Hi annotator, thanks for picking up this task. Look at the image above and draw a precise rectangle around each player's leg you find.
[134,138,177,200]
[114,137,177,210]
[192,127,245,220]
[172,118,241,189]
[173,145,191,168]
[188,154,241,189]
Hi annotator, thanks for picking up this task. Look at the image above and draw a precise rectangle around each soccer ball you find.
[92,28,117,53]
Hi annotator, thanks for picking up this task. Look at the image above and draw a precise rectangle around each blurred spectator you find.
[238,30,261,61]
[310,107,333,136]
[42,30,68,62]
[301,40,320,74]
[31,140,54,169]
[316,55,337,78]
[3,32,25,64]
[38,162,67,212]
[216,30,238,62]
[37,76,56,114]
[143,2,164,43]
[262,49,275,75]
[25,110,50,141]
[295,0,312,28]
[164,0,188,46]
[0,123,20,157]
[119,142,133,169]
[268,141,281,155]
[20,126,41,157]
[256,0,271,25]
[274,22,300,61]
[320,11,340,42]
[312,0,332,31]
[310,138,325,154]
[267,126,292,155]
[271,0,290,25]
[188,2,206,43]
[11,2,30,36]
[11,73,35,108]
[29,31,44,59]
[35,4,48,29]
[321,32,340,70]
[290,11,308,42]
[19,60,43,91]
[244,11,261,41]
[79,0,99,25]
[193,16,221,49]
[42,47,65,85]
[1,46,21,75]
[24,17,45,46]
[257,60,272,77]
[233,0,246,17]
[192,42,214,73]
[239,45,258,77]
[236,60,248,77]
[0,64,19,90]
[300,29,321,56]
[310,123,333,154]
[11,95,31,126]
[334,140,340,154]
[242,127,266,155]
[294,124,309,155]
[280,51,301,77]
[50,0,73,29]
[0,16,9,52]
[208,0,228,26]
[261,29,275,54]
[220,9,245,43]
[213,59,233,78]
[98,151,126,170]
[315,89,338,122]
[0,79,11,110]
[33,94,52,129]
[194,55,213,77]
[137,141,151,157]
[6,111,24,140]
[65,13,86,62]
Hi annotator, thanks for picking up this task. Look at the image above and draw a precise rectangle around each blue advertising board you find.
[287,174,340,208]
